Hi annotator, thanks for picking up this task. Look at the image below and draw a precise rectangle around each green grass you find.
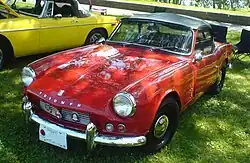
[119,0,250,16]
[0,32,250,162]
[15,2,34,9]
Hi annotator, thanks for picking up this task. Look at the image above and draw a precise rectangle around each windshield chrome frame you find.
[9,0,45,17]
[39,0,54,18]
[108,19,195,56]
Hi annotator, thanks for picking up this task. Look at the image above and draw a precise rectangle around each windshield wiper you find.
[108,40,137,47]
[162,46,182,52]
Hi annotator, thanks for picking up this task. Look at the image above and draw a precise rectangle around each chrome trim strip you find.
[39,22,116,29]
[30,111,147,147]
[0,22,116,33]
[0,27,39,33]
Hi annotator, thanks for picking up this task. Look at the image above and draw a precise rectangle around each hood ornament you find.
[57,90,65,96]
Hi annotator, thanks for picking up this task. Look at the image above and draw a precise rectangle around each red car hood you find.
[28,44,182,110]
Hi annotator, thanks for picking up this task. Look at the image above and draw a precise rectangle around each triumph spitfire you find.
[0,0,117,70]
[22,13,232,152]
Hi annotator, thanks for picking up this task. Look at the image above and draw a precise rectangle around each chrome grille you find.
[61,109,90,125]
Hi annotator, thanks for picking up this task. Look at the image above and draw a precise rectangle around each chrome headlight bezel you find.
[113,92,136,117]
[22,66,36,87]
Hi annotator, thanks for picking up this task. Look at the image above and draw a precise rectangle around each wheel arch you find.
[158,89,182,112]
[90,27,108,38]
[0,34,15,59]
[225,58,229,64]
[84,27,109,45]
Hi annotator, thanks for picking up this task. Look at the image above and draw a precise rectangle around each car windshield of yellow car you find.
[7,0,44,17]
[0,2,16,18]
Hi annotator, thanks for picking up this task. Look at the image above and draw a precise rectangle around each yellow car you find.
[0,0,118,69]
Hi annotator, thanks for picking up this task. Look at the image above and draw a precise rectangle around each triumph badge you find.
[72,113,79,122]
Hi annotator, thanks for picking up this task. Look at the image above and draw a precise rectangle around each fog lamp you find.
[106,123,114,132]
[117,124,126,132]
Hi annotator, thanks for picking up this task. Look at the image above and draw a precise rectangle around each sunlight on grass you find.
[0,141,19,163]
[120,0,250,16]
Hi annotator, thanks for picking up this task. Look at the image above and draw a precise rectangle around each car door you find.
[0,0,40,57]
[75,3,118,45]
[194,28,218,95]
[38,0,80,54]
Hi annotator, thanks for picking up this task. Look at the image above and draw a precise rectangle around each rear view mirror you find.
[193,51,203,63]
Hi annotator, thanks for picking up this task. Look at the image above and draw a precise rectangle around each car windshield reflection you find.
[109,20,193,55]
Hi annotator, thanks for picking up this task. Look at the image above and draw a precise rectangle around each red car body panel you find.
[25,30,232,137]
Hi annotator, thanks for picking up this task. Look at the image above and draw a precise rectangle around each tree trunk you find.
[213,0,215,8]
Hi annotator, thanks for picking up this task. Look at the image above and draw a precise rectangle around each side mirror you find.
[193,51,203,63]
[54,14,62,19]
[96,37,106,44]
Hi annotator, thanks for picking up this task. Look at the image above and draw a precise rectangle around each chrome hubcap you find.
[153,115,169,139]
[0,49,3,65]
[89,33,103,44]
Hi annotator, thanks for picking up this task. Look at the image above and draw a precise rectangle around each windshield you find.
[110,20,193,54]
[7,0,44,16]
[0,2,16,18]
[7,0,90,17]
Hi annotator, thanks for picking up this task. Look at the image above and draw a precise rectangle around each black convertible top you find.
[125,12,211,30]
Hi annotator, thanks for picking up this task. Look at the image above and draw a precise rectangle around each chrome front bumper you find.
[22,102,146,151]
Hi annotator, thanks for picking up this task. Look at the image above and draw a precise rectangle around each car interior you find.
[195,29,215,55]
[137,23,193,53]
[52,0,76,17]
[111,22,193,53]
[10,0,78,17]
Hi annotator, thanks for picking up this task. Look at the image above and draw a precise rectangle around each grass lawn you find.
[119,0,250,16]
[0,32,250,162]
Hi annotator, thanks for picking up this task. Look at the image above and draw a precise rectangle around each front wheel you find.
[143,97,180,152]
[0,48,4,70]
[0,39,14,70]
[85,29,107,45]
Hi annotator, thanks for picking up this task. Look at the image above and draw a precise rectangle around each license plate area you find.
[40,101,61,118]
[39,124,67,149]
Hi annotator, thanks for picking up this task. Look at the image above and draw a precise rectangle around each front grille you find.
[61,109,90,125]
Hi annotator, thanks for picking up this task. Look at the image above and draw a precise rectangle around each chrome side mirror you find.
[193,51,203,63]
[96,37,106,44]
[54,14,62,19]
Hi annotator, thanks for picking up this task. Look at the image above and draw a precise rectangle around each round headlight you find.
[22,67,36,87]
[113,92,136,117]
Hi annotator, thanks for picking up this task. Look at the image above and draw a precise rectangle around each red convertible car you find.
[22,13,232,152]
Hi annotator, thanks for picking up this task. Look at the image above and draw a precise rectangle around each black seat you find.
[61,5,73,17]
[210,24,228,43]
[138,24,161,46]
[233,29,250,60]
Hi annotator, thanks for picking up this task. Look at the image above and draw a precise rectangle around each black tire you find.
[208,62,227,95]
[0,39,13,70]
[84,29,107,45]
[143,97,180,153]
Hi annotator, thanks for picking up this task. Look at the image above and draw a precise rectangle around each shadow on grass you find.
[0,56,249,162]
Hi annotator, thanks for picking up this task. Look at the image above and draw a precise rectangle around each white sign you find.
[39,124,67,150]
